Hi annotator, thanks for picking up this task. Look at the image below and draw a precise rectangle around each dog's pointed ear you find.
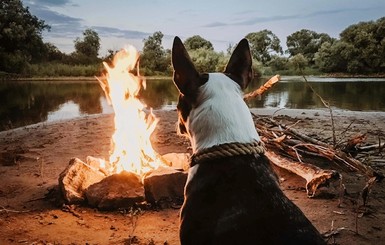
[172,36,200,96]
[224,38,253,90]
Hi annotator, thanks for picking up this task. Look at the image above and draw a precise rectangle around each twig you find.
[336,120,356,146]
[0,205,30,213]
[266,117,330,148]
[301,75,337,148]
[358,142,385,152]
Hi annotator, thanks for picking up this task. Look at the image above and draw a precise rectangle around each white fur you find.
[186,165,199,184]
[186,73,260,153]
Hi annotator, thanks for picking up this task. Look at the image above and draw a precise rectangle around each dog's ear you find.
[172,36,200,96]
[224,38,253,90]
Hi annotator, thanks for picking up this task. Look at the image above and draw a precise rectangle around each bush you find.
[27,62,101,77]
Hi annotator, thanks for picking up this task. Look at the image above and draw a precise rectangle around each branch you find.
[244,75,280,100]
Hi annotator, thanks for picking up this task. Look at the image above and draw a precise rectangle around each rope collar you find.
[190,141,265,167]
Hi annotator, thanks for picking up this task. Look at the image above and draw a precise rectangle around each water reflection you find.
[1,77,385,131]
[0,81,105,130]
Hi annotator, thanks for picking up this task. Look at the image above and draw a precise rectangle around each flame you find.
[98,45,162,175]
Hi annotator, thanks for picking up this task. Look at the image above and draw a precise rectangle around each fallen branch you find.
[357,142,385,152]
[244,75,280,100]
[253,113,384,198]
[265,151,341,197]
[259,116,330,148]
[0,205,30,213]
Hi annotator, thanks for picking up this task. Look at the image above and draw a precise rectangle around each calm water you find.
[1,76,385,131]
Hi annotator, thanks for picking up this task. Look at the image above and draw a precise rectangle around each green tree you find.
[188,48,220,73]
[340,17,385,73]
[315,17,385,74]
[268,55,289,71]
[286,29,334,65]
[184,35,213,50]
[73,28,101,64]
[289,53,308,72]
[140,31,169,75]
[0,0,50,73]
[314,41,357,73]
[246,30,283,65]
[43,42,65,62]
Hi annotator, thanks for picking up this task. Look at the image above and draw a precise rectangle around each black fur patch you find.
[180,155,326,245]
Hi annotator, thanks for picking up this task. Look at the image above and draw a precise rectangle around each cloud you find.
[28,0,77,7]
[92,26,151,39]
[202,22,229,27]
[203,7,378,28]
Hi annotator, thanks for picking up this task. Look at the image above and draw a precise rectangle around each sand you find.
[1,108,385,244]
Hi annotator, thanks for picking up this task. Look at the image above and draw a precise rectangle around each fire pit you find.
[58,46,189,210]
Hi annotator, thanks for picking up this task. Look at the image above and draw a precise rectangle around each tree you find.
[73,28,101,64]
[315,17,385,74]
[0,0,50,73]
[314,41,357,73]
[188,48,220,73]
[268,55,289,71]
[286,29,334,65]
[289,53,308,72]
[246,30,283,65]
[339,17,385,72]
[43,42,65,62]
[140,31,169,75]
[184,35,213,50]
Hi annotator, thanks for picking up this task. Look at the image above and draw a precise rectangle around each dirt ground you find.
[0,108,384,245]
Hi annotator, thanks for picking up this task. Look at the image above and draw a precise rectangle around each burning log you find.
[85,171,145,210]
[58,158,107,203]
[58,154,188,209]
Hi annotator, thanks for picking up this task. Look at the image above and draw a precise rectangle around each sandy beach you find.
[1,108,384,244]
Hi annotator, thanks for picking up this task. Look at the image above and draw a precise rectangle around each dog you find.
[171,36,326,245]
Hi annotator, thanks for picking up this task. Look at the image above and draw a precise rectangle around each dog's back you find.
[171,36,325,245]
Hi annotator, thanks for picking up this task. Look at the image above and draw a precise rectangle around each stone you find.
[143,166,187,204]
[85,171,145,210]
[161,152,190,171]
[58,157,106,203]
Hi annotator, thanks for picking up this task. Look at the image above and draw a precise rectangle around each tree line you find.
[1,0,384,78]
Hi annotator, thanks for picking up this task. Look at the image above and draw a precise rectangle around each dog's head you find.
[172,36,258,151]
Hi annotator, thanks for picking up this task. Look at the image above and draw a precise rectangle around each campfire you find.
[97,45,163,175]
[58,45,188,210]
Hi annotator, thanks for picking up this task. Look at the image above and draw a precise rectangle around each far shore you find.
[3,72,385,82]
[3,75,173,82]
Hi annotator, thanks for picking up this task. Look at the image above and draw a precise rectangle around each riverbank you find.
[3,75,173,82]
[4,72,385,82]
[1,108,384,244]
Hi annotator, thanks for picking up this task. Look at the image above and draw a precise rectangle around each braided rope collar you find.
[190,141,266,167]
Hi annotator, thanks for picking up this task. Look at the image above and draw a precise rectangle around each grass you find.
[27,63,102,78]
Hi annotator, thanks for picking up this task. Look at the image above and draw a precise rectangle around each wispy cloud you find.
[203,7,377,27]
[28,0,77,7]
[25,1,154,41]
[92,26,151,39]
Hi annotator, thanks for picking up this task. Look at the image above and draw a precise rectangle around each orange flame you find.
[98,45,161,175]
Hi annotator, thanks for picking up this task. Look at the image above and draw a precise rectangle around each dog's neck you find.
[186,73,260,153]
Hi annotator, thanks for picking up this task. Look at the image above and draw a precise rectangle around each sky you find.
[22,0,385,56]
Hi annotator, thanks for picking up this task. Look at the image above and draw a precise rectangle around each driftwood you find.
[266,151,340,197]
[244,75,280,100]
[251,112,384,198]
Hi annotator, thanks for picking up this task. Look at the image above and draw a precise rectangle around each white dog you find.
[172,36,325,245]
